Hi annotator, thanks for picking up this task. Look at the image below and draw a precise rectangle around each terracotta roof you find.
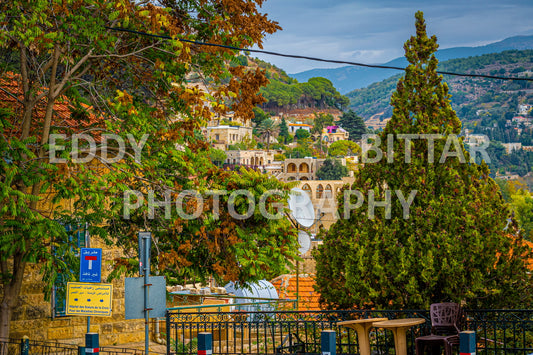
[288,123,313,127]
[270,274,323,310]
[0,72,103,139]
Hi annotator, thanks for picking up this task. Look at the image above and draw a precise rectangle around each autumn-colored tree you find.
[0,0,297,339]
[314,12,533,310]
[112,168,298,285]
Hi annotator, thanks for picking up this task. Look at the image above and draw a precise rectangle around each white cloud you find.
[253,0,533,73]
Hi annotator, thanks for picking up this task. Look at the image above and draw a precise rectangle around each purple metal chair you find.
[415,303,462,355]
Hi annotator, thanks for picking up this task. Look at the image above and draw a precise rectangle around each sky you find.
[252,0,533,74]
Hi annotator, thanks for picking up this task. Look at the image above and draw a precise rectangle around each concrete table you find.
[374,318,426,355]
[337,318,388,355]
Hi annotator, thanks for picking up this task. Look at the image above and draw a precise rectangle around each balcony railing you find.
[165,309,533,355]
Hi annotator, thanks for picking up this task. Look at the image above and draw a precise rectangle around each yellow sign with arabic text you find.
[66,282,113,317]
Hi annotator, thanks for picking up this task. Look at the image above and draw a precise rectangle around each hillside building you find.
[518,104,533,116]
[224,149,277,167]
[288,122,313,134]
[296,178,353,231]
[277,157,349,182]
[465,133,490,146]
[502,142,523,154]
[206,125,253,150]
[205,111,254,150]
[321,125,349,145]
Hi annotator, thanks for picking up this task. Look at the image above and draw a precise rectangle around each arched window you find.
[302,184,312,195]
[299,163,309,173]
[325,184,333,199]
[316,184,324,199]
[300,177,308,180]
[287,163,297,173]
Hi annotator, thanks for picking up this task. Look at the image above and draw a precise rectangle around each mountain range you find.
[290,35,533,94]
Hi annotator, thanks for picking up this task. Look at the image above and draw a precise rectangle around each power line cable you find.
[105,26,533,82]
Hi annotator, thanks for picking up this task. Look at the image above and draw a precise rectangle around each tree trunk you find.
[0,289,15,342]
[0,254,26,341]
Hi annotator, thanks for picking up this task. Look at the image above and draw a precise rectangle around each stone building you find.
[224,149,277,167]
[321,125,349,145]
[205,124,253,150]
[283,177,354,275]
[295,178,353,233]
[279,158,321,181]
[222,149,285,177]
[205,111,254,150]
[278,157,347,182]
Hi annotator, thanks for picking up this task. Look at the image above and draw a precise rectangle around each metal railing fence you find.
[166,309,428,355]
[0,337,149,355]
[166,309,533,355]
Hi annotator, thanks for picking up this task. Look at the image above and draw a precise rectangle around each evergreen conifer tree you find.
[314,12,533,309]
[278,117,290,144]
[338,109,367,141]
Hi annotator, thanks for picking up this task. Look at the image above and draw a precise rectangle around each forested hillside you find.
[347,49,533,120]
[252,58,350,112]
[346,49,533,177]
[291,35,533,93]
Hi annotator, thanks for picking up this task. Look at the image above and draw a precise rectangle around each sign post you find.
[139,232,152,355]
[78,248,104,353]
[80,248,102,283]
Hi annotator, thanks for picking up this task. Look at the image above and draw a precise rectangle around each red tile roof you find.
[271,274,323,310]
[0,72,103,139]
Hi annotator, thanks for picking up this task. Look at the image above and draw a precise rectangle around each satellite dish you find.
[288,188,315,228]
[298,230,311,255]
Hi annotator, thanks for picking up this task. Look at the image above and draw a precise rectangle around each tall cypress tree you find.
[278,117,290,144]
[314,12,533,309]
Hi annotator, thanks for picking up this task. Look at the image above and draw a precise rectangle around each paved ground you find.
[108,341,167,354]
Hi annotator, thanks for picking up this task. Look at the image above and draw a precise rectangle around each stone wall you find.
[8,237,148,347]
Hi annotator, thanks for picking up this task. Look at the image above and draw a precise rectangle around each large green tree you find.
[338,109,367,141]
[498,180,533,240]
[0,0,298,340]
[316,158,349,181]
[511,190,533,240]
[328,140,361,157]
[314,12,533,310]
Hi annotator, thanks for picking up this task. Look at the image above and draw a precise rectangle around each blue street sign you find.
[80,248,102,283]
